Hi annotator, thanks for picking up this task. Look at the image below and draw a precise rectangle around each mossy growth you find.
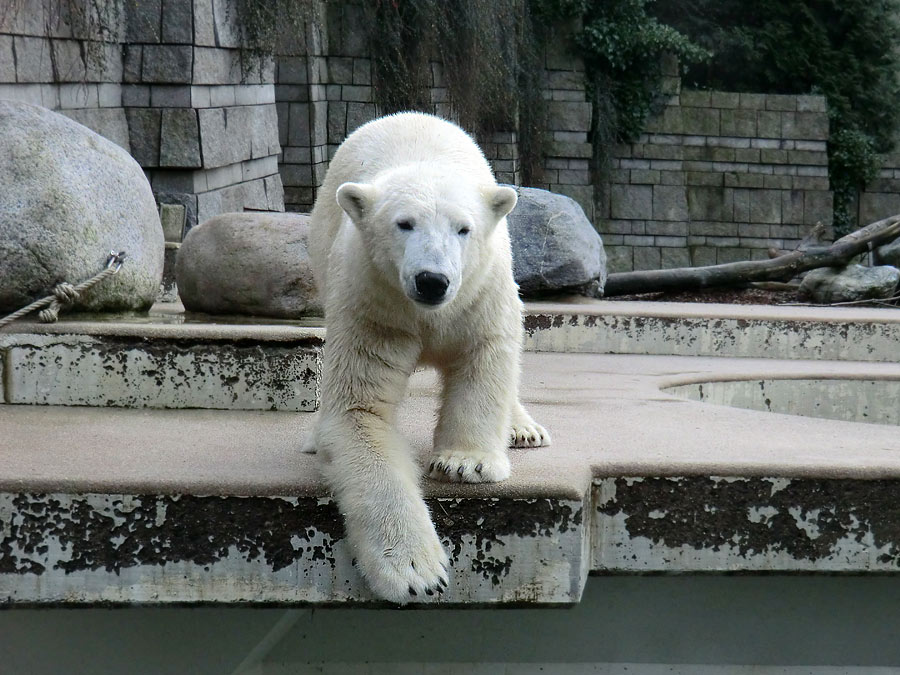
[22,0,123,81]
[233,0,318,56]
[363,0,551,184]
[653,0,900,235]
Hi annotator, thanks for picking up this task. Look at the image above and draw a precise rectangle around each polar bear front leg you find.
[429,341,517,483]
[317,331,449,603]
[319,411,450,602]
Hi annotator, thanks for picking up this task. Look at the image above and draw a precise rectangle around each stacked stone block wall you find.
[603,90,833,272]
[860,147,900,226]
[276,2,376,213]
[0,0,285,238]
[275,1,578,214]
[121,0,283,233]
[530,40,594,219]
[3,3,851,275]
[0,0,128,148]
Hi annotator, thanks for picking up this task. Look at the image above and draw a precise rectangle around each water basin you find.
[665,377,900,426]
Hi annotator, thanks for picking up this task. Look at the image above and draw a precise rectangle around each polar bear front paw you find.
[509,419,551,448]
[355,515,450,604]
[509,402,551,448]
[428,449,511,483]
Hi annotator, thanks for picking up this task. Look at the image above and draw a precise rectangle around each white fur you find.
[305,112,550,603]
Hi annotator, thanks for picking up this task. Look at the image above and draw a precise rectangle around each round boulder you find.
[798,264,900,304]
[176,212,321,318]
[506,186,607,297]
[0,101,164,313]
[875,236,900,268]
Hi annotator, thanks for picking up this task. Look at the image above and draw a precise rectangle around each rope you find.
[0,251,127,329]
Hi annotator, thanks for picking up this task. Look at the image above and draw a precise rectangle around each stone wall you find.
[274,2,591,216]
[860,146,900,226]
[270,8,839,272]
[0,0,285,240]
[0,1,129,148]
[2,2,852,276]
[603,85,833,273]
[275,2,376,213]
[526,39,594,219]
[126,0,284,232]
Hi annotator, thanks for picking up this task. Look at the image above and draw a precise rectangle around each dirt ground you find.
[608,286,799,305]
[606,284,900,307]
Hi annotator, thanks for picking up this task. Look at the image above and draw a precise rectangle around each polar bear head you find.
[335,165,517,309]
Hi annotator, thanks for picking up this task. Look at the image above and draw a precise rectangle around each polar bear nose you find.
[414,271,450,304]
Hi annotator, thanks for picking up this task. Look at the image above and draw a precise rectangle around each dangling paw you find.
[352,504,450,603]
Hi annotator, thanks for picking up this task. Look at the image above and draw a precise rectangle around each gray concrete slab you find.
[524,298,900,362]
[4,352,900,497]
[5,297,898,364]
[3,352,900,605]
[2,332,321,411]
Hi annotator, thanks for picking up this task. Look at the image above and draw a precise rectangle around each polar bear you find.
[304,111,550,603]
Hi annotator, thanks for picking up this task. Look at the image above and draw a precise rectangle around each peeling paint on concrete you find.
[593,477,900,572]
[0,493,587,605]
[431,497,585,601]
[3,335,322,411]
[523,312,899,362]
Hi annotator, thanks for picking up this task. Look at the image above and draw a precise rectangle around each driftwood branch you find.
[767,221,827,258]
[604,214,900,297]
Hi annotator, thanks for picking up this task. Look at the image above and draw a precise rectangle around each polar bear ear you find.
[336,182,377,223]
[485,185,518,220]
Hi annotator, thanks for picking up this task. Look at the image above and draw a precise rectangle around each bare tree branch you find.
[604,215,900,297]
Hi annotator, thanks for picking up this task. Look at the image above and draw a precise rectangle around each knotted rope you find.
[0,251,127,329]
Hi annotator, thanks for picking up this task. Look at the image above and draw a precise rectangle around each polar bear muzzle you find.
[414,271,450,305]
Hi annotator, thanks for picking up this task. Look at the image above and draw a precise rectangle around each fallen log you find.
[603,214,900,297]
[767,221,827,258]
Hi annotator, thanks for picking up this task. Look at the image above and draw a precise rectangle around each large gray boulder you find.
[0,101,164,313]
[507,187,607,296]
[799,264,900,304]
[176,212,321,318]
[875,236,900,268]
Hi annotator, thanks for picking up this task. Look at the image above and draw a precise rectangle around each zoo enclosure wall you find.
[5,0,882,275]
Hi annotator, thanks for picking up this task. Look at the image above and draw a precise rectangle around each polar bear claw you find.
[509,402,552,448]
[428,448,512,483]
[354,514,450,602]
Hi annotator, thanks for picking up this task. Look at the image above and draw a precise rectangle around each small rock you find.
[0,101,164,313]
[875,236,900,268]
[506,186,607,296]
[176,212,321,318]
[798,264,900,304]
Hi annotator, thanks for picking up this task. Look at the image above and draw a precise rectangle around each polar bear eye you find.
[458,226,471,236]
[396,220,413,231]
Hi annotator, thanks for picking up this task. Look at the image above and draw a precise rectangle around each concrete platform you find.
[0,309,323,411]
[3,351,900,606]
[2,298,897,410]
[524,298,900,362]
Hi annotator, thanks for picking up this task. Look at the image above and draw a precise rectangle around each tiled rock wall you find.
[0,0,285,239]
[860,146,900,226]
[119,0,284,233]
[276,2,376,213]
[0,0,128,147]
[603,89,833,272]
[4,2,849,276]
[275,1,584,214]
[529,41,594,219]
